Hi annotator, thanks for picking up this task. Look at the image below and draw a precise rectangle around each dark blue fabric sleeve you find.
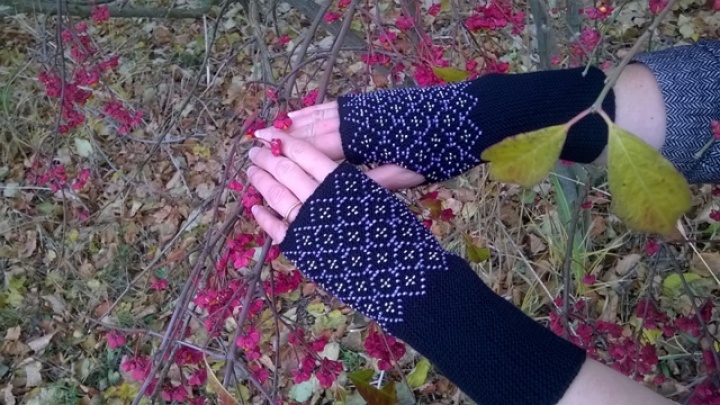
[337,67,614,182]
[633,39,720,184]
[280,163,586,404]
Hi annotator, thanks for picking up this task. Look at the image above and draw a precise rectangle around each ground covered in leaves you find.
[1,0,720,404]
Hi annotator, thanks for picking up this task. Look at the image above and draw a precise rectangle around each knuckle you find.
[275,159,295,177]
[268,185,287,202]
[303,124,316,140]
[290,141,308,157]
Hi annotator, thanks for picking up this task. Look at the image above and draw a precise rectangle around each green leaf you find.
[406,358,431,388]
[307,301,326,317]
[204,357,239,405]
[289,377,318,403]
[462,234,490,263]
[431,67,469,83]
[642,328,663,345]
[348,369,396,405]
[314,309,347,332]
[74,137,93,157]
[481,125,568,187]
[662,273,703,297]
[348,369,374,384]
[607,124,691,235]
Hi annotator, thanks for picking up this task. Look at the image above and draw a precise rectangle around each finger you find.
[257,117,342,160]
[249,146,318,202]
[288,109,339,131]
[255,129,338,182]
[251,205,287,244]
[287,116,339,139]
[287,101,338,118]
[286,123,344,160]
[365,164,426,190]
[247,165,303,222]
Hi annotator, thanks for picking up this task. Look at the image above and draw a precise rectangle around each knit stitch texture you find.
[338,66,615,182]
[280,163,587,404]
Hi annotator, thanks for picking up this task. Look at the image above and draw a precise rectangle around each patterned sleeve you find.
[279,163,587,405]
[633,39,720,184]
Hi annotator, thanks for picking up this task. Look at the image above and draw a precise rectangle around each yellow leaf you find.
[440,0,451,11]
[406,358,431,388]
[204,357,239,405]
[431,67,469,83]
[662,273,703,297]
[642,328,662,345]
[462,234,490,263]
[481,125,568,187]
[607,124,691,235]
[306,302,326,317]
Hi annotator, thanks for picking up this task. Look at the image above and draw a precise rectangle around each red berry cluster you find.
[549,297,719,402]
[38,8,138,135]
[119,346,207,404]
[287,329,345,388]
[363,324,407,371]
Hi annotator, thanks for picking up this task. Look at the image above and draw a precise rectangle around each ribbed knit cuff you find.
[633,39,720,184]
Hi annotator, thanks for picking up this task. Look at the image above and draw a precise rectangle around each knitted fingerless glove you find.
[280,163,587,404]
[338,66,615,182]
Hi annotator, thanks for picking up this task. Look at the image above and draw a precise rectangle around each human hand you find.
[259,68,613,185]
[255,101,426,191]
[249,126,597,405]
[246,129,340,243]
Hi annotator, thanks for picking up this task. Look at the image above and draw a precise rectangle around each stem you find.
[564,107,593,129]
[316,0,359,103]
[283,0,333,98]
[0,0,218,18]
[529,0,552,70]
[591,0,676,110]
[561,177,590,338]
[222,237,272,386]
[693,137,716,160]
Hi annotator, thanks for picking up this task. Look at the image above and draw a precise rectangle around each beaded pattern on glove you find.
[280,164,447,327]
[340,83,483,182]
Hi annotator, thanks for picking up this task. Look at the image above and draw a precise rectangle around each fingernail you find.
[251,205,261,216]
[248,147,259,159]
[246,165,256,176]
[287,111,298,118]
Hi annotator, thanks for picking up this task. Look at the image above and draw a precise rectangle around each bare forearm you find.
[593,63,667,164]
[558,358,673,405]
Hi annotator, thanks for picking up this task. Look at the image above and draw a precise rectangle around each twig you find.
[283,0,333,98]
[100,194,219,318]
[268,266,282,399]
[1,0,218,18]
[203,15,211,87]
[663,243,720,369]
[528,0,552,70]
[283,0,365,48]
[134,0,231,177]
[561,178,591,338]
[87,317,227,359]
[591,0,675,110]
[222,237,273,386]
[248,0,273,82]
[316,0,359,103]
[130,204,243,405]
